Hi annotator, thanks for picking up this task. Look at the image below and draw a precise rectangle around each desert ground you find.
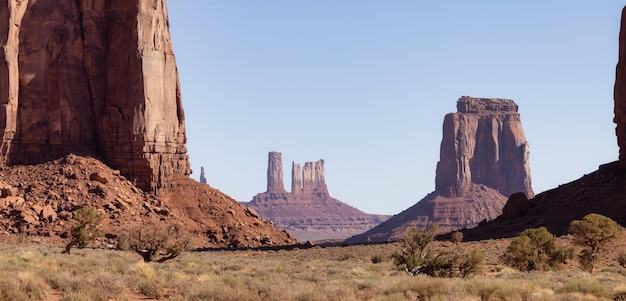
[1,233,626,301]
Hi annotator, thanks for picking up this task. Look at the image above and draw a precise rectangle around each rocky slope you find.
[0,154,296,248]
[245,152,389,242]
[0,1,297,249]
[347,97,533,243]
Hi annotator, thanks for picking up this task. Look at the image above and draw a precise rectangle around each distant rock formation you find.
[458,5,626,240]
[436,97,534,198]
[267,152,287,193]
[200,167,207,184]
[0,0,190,193]
[346,97,533,243]
[245,152,389,242]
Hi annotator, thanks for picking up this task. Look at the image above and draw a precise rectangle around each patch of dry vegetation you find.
[0,237,626,300]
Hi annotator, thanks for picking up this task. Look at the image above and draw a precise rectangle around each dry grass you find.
[0,239,625,300]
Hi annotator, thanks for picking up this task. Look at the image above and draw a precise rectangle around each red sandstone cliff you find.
[0,0,190,192]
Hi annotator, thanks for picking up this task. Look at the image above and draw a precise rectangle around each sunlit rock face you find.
[0,0,190,193]
[436,96,534,199]
[346,96,534,243]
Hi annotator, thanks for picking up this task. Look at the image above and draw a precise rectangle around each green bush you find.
[392,225,484,278]
[501,227,573,271]
[392,225,438,272]
[458,250,485,278]
[64,207,104,254]
[569,213,623,272]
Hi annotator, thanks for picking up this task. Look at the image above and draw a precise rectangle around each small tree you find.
[501,227,573,271]
[64,207,105,254]
[569,213,623,272]
[392,224,438,272]
[119,221,190,263]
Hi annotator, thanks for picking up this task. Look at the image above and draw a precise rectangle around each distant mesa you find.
[244,152,389,242]
[346,96,534,244]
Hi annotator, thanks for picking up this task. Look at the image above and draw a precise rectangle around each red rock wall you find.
[615,6,626,168]
[435,97,534,198]
[0,0,190,193]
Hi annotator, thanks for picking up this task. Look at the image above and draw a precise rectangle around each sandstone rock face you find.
[267,152,286,193]
[302,160,328,195]
[436,96,534,198]
[291,162,303,194]
[246,152,389,242]
[346,97,533,244]
[616,6,626,168]
[0,0,190,193]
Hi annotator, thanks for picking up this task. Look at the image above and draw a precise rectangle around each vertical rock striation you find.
[436,96,534,198]
[615,6,626,168]
[0,0,191,193]
[291,162,303,194]
[266,152,286,193]
[302,160,328,195]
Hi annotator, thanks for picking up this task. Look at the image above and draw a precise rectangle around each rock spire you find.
[266,152,286,193]
[0,0,190,193]
[200,167,207,184]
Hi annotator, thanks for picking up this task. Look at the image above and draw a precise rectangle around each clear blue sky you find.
[168,1,623,215]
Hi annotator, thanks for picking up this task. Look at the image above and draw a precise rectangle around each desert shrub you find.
[557,278,610,298]
[458,249,486,278]
[618,252,626,268]
[64,207,104,254]
[392,224,438,272]
[392,225,484,278]
[119,220,190,262]
[450,231,463,245]
[370,254,384,264]
[569,213,623,272]
[501,227,573,271]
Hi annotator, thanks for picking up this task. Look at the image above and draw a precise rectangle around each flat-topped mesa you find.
[266,152,286,193]
[457,96,519,114]
[435,96,534,198]
[0,0,191,193]
[301,160,328,195]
